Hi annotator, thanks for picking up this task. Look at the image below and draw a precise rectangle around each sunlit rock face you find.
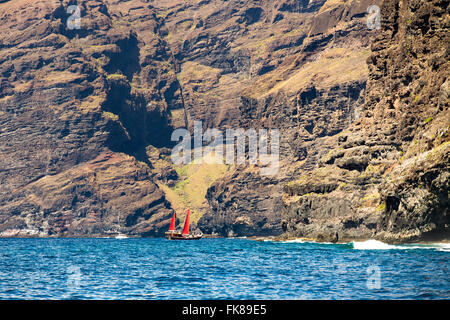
[0,0,179,237]
[281,0,449,243]
[0,0,447,241]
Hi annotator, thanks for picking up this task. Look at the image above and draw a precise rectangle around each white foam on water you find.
[351,240,394,250]
[426,243,450,252]
[258,238,302,243]
[279,238,305,243]
[261,237,450,251]
[279,239,338,245]
[351,239,450,251]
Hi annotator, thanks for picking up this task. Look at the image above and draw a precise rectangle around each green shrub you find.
[106,73,127,81]
[103,111,119,121]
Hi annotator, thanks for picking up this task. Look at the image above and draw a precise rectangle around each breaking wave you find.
[350,239,450,251]
[269,238,450,251]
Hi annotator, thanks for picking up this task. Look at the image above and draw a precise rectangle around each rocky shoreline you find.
[2,232,449,246]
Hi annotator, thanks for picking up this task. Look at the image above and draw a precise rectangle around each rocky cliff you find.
[197,0,449,242]
[194,0,379,236]
[0,0,448,242]
[281,0,449,243]
[0,0,182,236]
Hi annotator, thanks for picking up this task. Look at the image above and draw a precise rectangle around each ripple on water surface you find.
[0,238,448,299]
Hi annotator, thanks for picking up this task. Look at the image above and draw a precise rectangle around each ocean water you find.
[0,238,448,300]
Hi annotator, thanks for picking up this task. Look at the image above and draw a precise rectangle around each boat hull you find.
[165,232,202,240]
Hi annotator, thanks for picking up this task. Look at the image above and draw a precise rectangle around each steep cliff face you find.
[194,0,378,236]
[369,0,449,242]
[0,0,182,236]
[156,0,331,130]
[282,0,449,243]
[1,0,447,241]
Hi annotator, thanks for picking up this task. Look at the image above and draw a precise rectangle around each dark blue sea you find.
[0,238,448,300]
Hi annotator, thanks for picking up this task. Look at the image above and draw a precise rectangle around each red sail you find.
[168,212,176,231]
[182,209,190,235]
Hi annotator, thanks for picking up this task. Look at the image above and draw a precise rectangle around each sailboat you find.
[165,209,202,240]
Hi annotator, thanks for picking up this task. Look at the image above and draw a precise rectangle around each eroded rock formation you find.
[0,0,448,242]
[0,0,182,236]
[281,0,449,243]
